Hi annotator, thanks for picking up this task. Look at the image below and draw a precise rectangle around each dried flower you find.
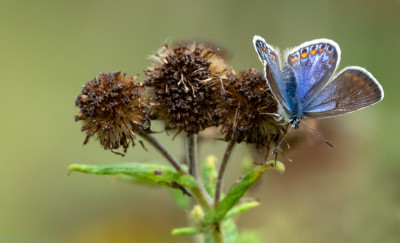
[144,42,230,134]
[75,72,150,153]
[219,69,287,150]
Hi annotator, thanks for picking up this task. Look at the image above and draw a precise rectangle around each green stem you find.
[211,222,224,243]
[214,141,235,207]
[190,187,210,211]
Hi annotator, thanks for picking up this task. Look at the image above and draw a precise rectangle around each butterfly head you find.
[289,116,301,129]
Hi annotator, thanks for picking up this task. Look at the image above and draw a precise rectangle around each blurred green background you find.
[0,0,398,242]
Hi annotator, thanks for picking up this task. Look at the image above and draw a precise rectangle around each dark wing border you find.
[303,66,384,119]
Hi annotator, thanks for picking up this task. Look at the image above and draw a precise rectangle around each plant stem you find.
[211,222,224,243]
[185,133,213,208]
[184,133,215,218]
[186,133,198,178]
[137,130,186,174]
[190,187,211,211]
[214,141,236,207]
[211,141,235,243]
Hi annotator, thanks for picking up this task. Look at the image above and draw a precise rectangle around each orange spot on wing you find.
[262,47,266,52]
[271,55,276,60]
[310,50,316,55]
[290,57,296,63]
[344,72,352,78]
[357,80,364,87]
[352,75,359,81]
[326,51,330,55]
[301,52,308,58]
[318,48,323,53]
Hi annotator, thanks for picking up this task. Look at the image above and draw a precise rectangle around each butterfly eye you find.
[320,44,326,49]
[327,46,333,52]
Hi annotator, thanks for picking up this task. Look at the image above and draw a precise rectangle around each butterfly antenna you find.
[300,120,334,147]
[272,125,292,155]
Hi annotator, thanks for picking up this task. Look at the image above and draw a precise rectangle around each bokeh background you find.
[0,0,399,242]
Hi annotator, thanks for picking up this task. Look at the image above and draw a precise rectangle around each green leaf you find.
[225,200,260,219]
[202,155,218,196]
[223,218,239,243]
[68,163,197,189]
[203,161,284,225]
[171,227,203,236]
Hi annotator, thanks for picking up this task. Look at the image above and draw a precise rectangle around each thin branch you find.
[186,133,198,178]
[214,140,236,207]
[186,133,213,209]
[137,130,186,174]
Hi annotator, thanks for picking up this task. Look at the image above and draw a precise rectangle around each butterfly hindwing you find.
[303,67,384,119]
[286,39,340,104]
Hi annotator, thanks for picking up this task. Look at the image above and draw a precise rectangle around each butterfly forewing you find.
[286,39,340,104]
[302,67,383,119]
[253,36,290,114]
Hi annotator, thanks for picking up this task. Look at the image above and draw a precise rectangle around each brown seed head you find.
[75,72,150,153]
[219,69,287,149]
[144,42,230,134]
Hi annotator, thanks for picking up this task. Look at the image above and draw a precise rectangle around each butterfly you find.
[253,35,384,154]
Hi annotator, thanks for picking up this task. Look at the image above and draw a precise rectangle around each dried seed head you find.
[75,72,150,153]
[144,42,230,134]
[219,69,287,149]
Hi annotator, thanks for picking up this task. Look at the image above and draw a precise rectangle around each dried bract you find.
[219,69,287,149]
[144,42,230,134]
[75,72,150,153]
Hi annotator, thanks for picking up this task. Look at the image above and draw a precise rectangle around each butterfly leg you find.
[261,112,284,122]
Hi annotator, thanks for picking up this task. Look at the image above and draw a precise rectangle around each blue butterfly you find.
[253,35,384,153]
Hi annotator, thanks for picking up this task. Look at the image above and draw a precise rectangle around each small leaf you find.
[273,160,285,173]
[171,227,203,236]
[68,163,197,188]
[203,161,284,225]
[225,200,260,219]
